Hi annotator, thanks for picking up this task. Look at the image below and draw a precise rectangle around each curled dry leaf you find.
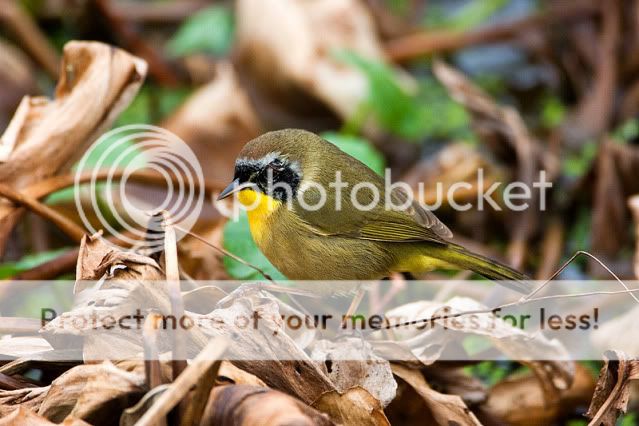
[43,237,209,360]
[384,297,571,365]
[391,364,480,426]
[483,362,595,426]
[36,362,145,424]
[310,338,397,407]
[0,41,146,253]
[198,287,335,404]
[0,406,90,426]
[0,387,48,418]
[586,350,639,426]
[0,337,52,359]
[236,0,402,124]
[201,384,333,426]
[312,386,390,426]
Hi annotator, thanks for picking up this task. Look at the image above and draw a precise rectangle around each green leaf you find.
[166,6,234,58]
[334,51,470,141]
[335,51,428,140]
[562,141,597,178]
[620,412,637,426]
[612,118,639,144]
[321,132,385,175]
[222,211,286,281]
[0,249,68,279]
[540,95,566,129]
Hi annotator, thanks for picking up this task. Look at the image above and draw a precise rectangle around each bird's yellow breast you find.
[237,189,281,244]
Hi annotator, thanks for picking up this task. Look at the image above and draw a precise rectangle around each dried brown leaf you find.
[0,406,90,426]
[202,385,333,426]
[236,0,407,130]
[312,386,390,426]
[217,361,267,387]
[37,362,145,424]
[586,350,639,426]
[310,338,397,407]
[0,41,146,246]
[483,363,595,425]
[391,364,481,426]
[384,297,572,370]
[199,288,335,404]
[0,387,48,418]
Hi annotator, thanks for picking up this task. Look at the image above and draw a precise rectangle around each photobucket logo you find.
[74,124,204,253]
[216,168,552,219]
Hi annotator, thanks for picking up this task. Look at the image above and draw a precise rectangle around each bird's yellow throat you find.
[237,189,281,244]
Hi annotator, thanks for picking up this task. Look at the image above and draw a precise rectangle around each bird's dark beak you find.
[217,178,241,200]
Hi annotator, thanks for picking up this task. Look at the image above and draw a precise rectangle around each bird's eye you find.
[268,159,284,171]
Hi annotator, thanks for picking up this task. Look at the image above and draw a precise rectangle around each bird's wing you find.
[293,184,452,244]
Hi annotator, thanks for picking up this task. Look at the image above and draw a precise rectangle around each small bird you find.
[218,129,528,293]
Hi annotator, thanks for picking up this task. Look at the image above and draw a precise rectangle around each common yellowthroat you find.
[218,129,528,293]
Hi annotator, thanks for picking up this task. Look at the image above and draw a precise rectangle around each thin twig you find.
[0,183,85,243]
[135,337,228,426]
[523,250,639,304]
[384,0,599,61]
[25,169,224,200]
[160,212,187,380]
[143,313,164,390]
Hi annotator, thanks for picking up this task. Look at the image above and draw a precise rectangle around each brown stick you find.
[0,183,85,243]
[535,218,565,280]
[143,313,164,390]
[135,337,228,426]
[24,169,224,200]
[384,0,599,61]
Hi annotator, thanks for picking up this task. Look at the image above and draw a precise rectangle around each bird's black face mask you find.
[218,154,301,202]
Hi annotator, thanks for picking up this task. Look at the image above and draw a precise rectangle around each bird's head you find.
[217,129,325,203]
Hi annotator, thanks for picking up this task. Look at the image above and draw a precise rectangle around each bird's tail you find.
[422,243,531,294]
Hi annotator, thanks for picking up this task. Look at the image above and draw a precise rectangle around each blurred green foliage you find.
[540,95,566,129]
[0,249,67,279]
[166,5,235,58]
[612,118,639,144]
[334,51,470,141]
[562,141,597,178]
[424,0,509,31]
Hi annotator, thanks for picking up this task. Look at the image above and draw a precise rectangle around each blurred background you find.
[0,0,637,288]
[3,1,639,424]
